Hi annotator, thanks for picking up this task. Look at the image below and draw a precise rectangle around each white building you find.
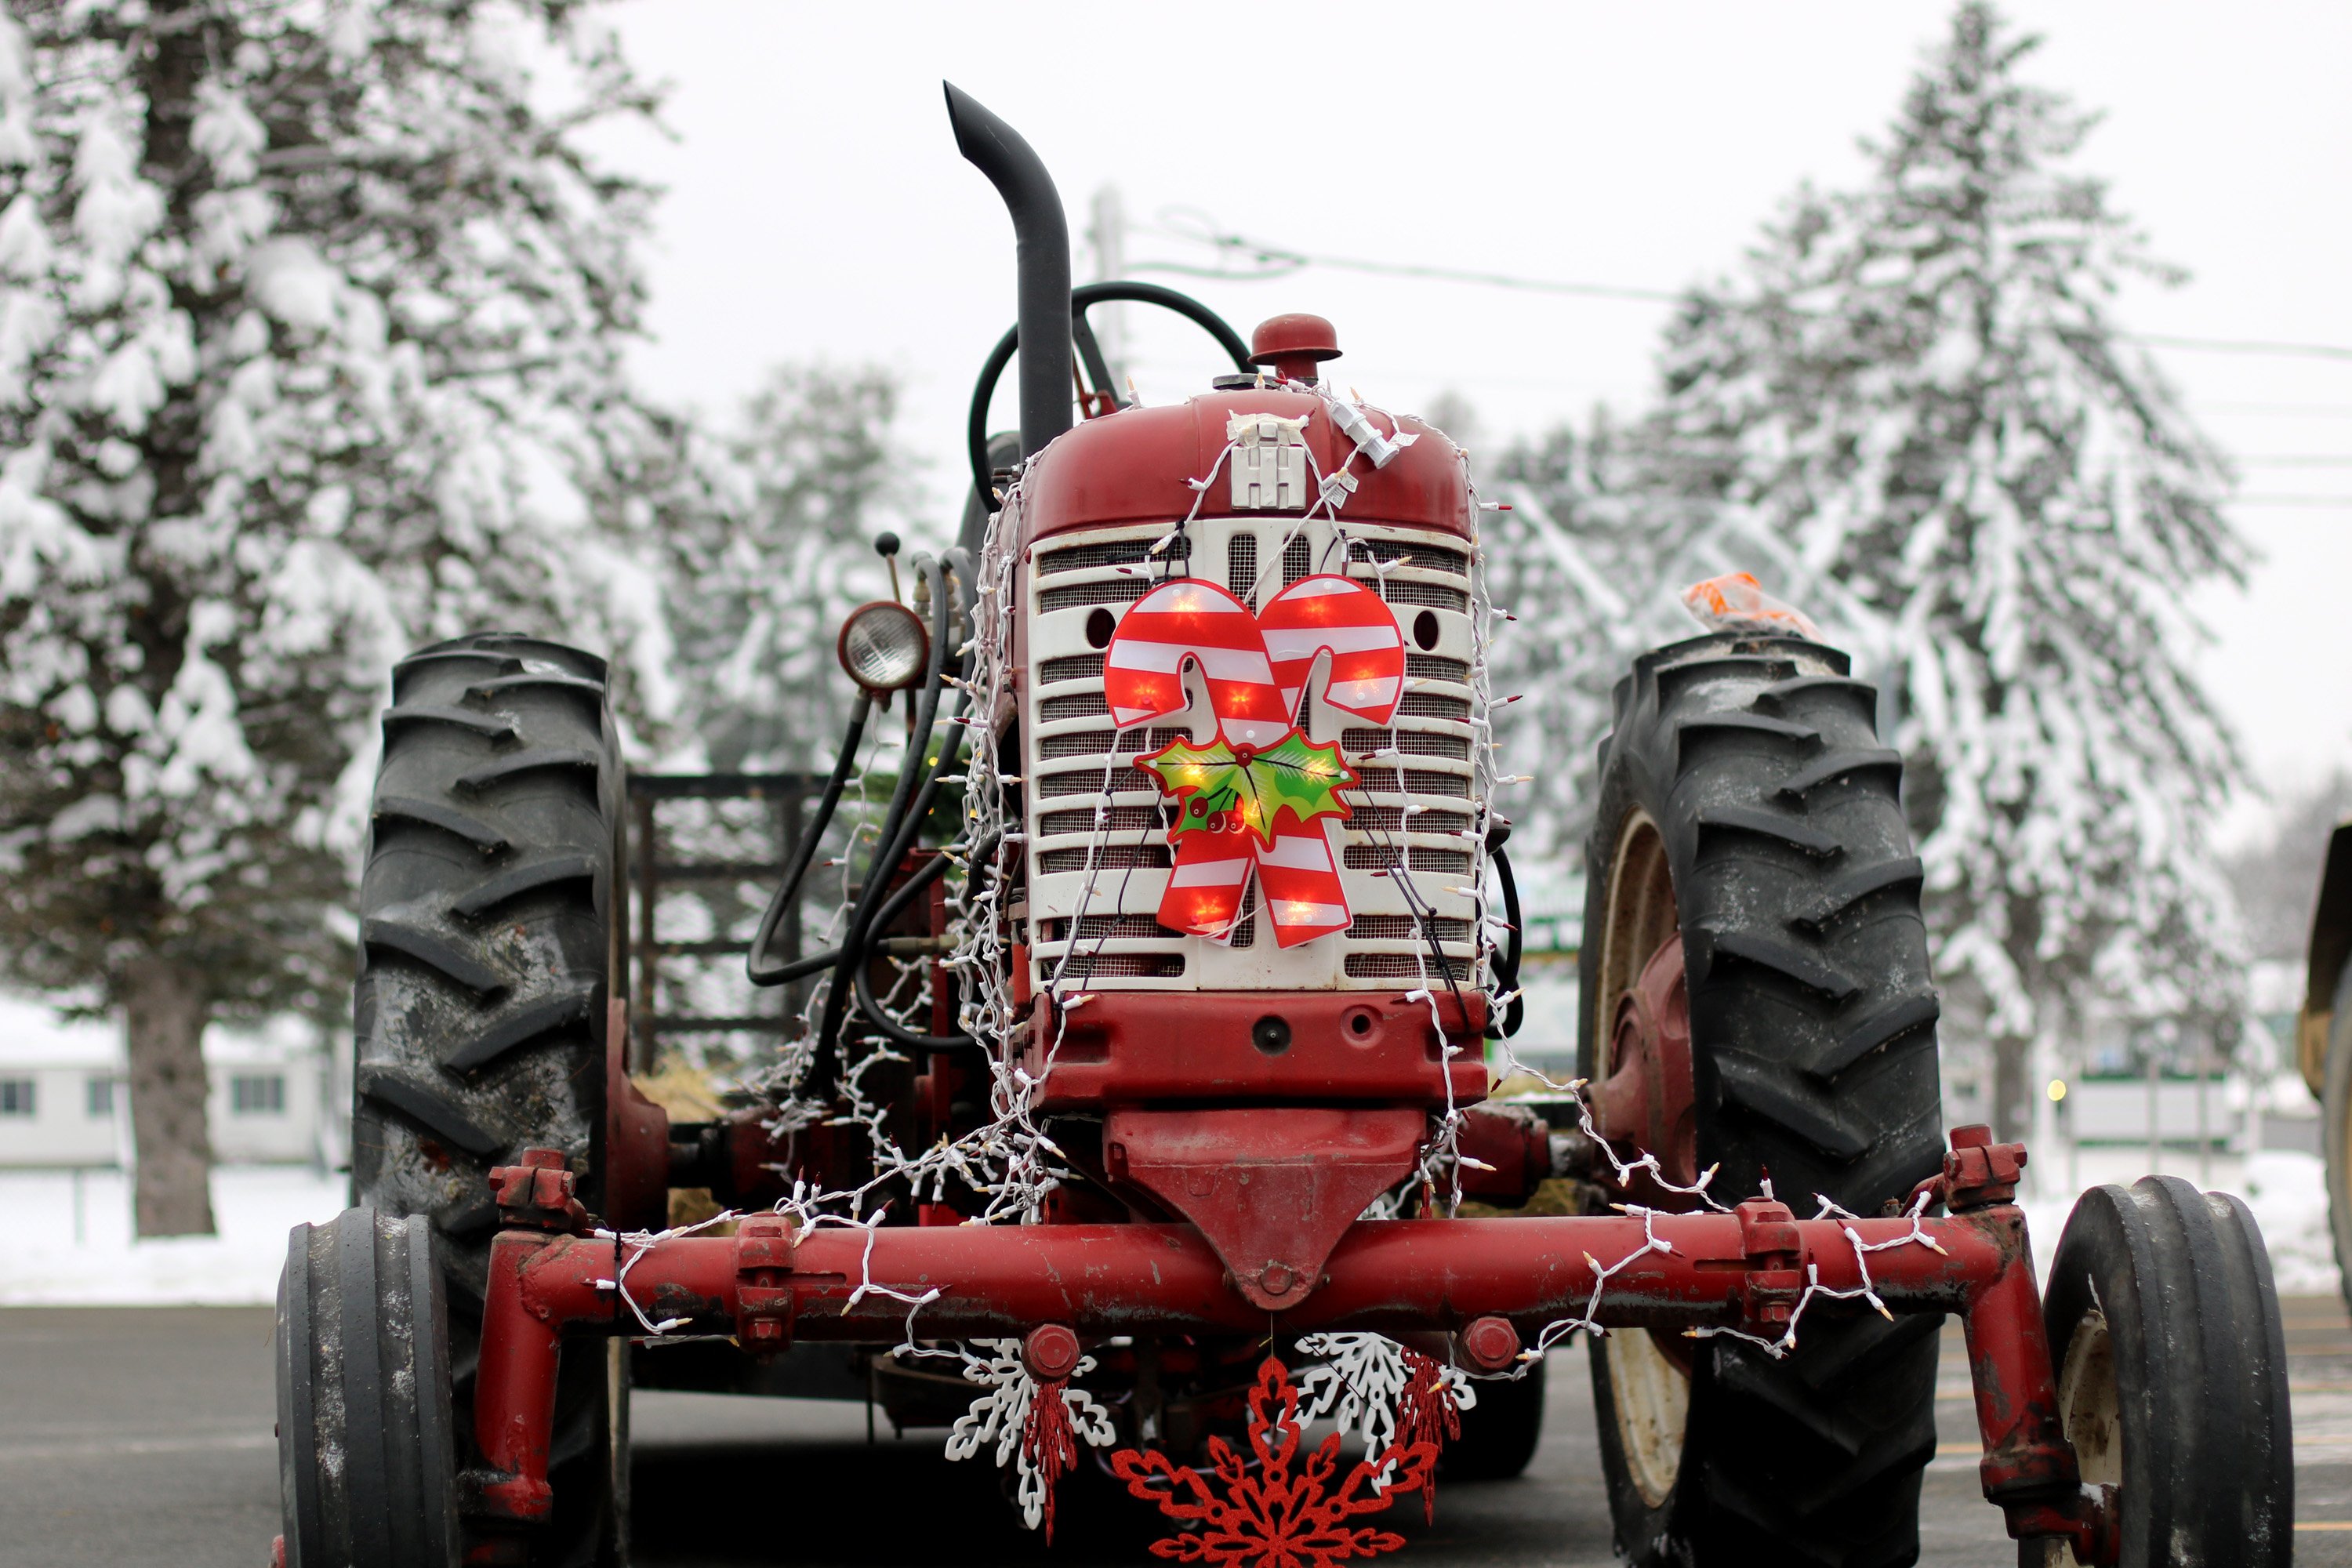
[0,992,346,1170]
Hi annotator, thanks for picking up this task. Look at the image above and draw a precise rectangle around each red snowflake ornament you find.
[1111,1356,1438,1566]
[1389,1348,1463,1523]
[1025,1373,1081,1544]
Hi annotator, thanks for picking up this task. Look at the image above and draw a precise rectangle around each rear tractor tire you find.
[345,631,628,1565]
[1581,633,1946,1568]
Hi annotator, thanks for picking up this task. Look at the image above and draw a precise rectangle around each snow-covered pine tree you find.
[662,365,916,773]
[0,2,670,1234]
[1646,1,2246,1140]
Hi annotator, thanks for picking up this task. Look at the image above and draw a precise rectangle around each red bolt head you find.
[1022,1323,1083,1383]
[1460,1315,1521,1374]
[1260,1261,1297,1298]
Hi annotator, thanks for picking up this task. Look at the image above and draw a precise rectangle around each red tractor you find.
[278,87,2292,1568]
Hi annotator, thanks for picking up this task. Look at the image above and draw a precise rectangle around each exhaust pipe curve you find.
[943,82,1073,464]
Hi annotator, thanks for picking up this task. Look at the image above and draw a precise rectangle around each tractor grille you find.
[1020,517,1484,994]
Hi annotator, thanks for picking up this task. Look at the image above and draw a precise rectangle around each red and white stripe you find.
[1252,822,1350,946]
[1153,822,1348,949]
[1158,834,1256,941]
[1102,579,1290,748]
[1258,574,1405,724]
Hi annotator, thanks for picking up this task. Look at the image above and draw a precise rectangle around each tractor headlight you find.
[836,601,931,693]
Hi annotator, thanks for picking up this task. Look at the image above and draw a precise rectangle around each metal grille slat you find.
[1040,691,1110,722]
[1345,728,1472,761]
[1039,579,1151,613]
[1397,692,1472,720]
[1039,654,1105,685]
[1037,805,1165,837]
[1038,536,1189,575]
[1039,844,1172,874]
[1341,844,1473,875]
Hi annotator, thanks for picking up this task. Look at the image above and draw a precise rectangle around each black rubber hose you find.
[1491,844,1526,1040]
[811,555,958,1083]
[746,691,873,987]
[964,281,1254,503]
[849,829,1004,1054]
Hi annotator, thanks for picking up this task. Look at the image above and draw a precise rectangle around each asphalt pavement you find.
[5,1301,2351,1567]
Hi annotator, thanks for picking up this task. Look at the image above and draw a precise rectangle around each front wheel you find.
[1443,1359,1546,1481]
[278,1209,462,1568]
[2034,1177,2291,1568]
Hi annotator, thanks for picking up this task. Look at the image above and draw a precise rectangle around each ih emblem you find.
[1229,412,1311,510]
[1102,572,1406,946]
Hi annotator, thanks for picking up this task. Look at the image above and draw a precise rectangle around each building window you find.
[230,1073,287,1115]
[0,1080,33,1117]
[86,1076,115,1117]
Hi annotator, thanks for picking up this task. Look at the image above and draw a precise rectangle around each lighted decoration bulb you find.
[2046,1079,2068,1104]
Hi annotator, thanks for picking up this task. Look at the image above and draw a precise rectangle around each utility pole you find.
[1087,184,1128,390]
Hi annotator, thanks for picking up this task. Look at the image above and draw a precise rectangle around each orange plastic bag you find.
[1681,572,1821,641]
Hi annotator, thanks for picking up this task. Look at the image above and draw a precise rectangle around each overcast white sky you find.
[587,1,2352,844]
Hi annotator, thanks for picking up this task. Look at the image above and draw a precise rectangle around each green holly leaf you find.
[1141,730,1356,847]
[1247,731,1357,836]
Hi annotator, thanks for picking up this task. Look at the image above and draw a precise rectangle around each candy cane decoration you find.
[1102,574,1404,947]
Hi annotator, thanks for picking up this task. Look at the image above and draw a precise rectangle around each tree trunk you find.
[1991,1032,2031,1146]
[124,960,216,1237]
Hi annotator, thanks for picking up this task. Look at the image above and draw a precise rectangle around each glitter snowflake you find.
[1112,1356,1439,1566]
[942,1338,1116,1540]
[1295,1333,1475,1522]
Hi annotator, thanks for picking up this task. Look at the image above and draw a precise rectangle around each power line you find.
[1131,217,2352,365]
[2132,334,2352,363]
[2229,496,2352,507]
[2234,456,2352,467]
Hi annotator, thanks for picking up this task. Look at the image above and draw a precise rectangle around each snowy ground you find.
[0,1165,347,1306]
[2018,1149,2339,1297]
[0,1153,2338,1307]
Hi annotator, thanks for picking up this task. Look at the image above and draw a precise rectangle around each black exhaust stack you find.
[944,83,1072,463]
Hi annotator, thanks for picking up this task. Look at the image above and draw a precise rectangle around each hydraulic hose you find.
[746,691,874,987]
[1490,843,1526,1040]
[850,828,1004,1054]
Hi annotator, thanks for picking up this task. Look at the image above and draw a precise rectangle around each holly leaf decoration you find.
[1141,729,1356,848]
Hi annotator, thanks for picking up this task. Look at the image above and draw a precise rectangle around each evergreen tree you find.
[1647,1,2247,1139]
[0,1,668,1233]
[662,365,916,772]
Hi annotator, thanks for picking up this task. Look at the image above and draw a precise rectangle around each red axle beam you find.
[469,1189,2111,1562]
